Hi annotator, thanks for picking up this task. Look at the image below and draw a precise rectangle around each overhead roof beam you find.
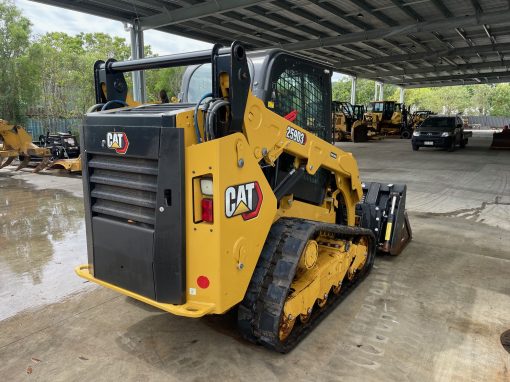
[139,0,269,30]
[114,0,169,13]
[429,0,453,18]
[30,0,134,21]
[388,0,423,22]
[392,70,510,85]
[470,0,483,14]
[403,76,510,88]
[273,0,349,34]
[243,5,369,62]
[335,42,510,68]
[348,0,397,26]
[362,59,510,79]
[308,0,369,31]
[483,24,497,44]
[246,5,325,38]
[456,27,475,46]
[280,9,510,52]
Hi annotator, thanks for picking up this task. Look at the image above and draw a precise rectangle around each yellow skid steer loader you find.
[76,43,412,352]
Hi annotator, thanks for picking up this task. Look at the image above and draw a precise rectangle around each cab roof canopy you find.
[31,0,510,88]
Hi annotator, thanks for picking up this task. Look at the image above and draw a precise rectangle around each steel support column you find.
[399,87,405,104]
[350,76,357,105]
[375,82,384,101]
[130,21,145,103]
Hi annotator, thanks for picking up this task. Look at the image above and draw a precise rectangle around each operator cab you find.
[180,49,332,143]
[181,50,333,206]
[368,101,397,121]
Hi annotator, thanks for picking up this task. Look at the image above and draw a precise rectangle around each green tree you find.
[32,31,186,117]
[490,84,510,117]
[0,0,35,123]
[332,77,398,105]
[31,32,132,120]
[145,66,185,102]
[470,85,493,116]
[332,77,351,102]
[404,86,472,115]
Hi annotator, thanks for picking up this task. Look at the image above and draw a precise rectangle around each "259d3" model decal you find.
[286,126,306,145]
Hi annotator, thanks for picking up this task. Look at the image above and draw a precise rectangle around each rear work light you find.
[200,178,213,196]
[201,198,214,223]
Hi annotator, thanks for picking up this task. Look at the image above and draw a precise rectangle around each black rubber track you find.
[237,218,376,353]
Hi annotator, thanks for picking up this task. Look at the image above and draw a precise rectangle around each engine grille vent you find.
[89,154,158,226]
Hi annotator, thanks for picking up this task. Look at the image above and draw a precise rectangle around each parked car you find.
[412,115,472,152]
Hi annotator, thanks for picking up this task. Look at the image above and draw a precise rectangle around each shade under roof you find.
[31,0,510,88]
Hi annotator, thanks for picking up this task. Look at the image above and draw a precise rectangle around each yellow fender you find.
[49,155,82,172]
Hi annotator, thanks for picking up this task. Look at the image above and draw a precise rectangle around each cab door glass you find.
[187,63,212,103]
[272,67,328,141]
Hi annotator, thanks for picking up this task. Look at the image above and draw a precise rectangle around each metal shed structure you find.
[32,0,510,100]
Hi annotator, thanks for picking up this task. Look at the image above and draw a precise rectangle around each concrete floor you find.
[0,134,509,381]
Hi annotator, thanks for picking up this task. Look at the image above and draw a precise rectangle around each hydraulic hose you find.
[206,100,230,140]
[194,93,213,143]
[101,100,128,111]
[87,104,105,113]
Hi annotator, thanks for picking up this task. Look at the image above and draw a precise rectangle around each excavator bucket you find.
[490,130,510,149]
[0,119,51,172]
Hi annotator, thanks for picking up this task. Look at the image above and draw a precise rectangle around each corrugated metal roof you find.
[31,0,510,88]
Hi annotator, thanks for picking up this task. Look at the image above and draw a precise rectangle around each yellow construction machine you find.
[49,155,82,172]
[410,110,435,130]
[332,101,369,142]
[0,119,52,172]
[364,101,412,138]
[0,120,82,173]
[75,43,412,352]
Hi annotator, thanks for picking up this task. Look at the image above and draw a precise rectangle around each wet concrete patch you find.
[501,330,510,353]
[0,173,88,320]
[0,137,509,381]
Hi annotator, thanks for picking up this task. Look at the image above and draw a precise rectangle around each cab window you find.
[187,63,212,103]
[272,67,328,141]
[372,102,384,112]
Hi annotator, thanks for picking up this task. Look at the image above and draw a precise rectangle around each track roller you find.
[238,218,375,353]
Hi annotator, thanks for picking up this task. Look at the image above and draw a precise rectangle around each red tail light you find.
[201,198,214,223]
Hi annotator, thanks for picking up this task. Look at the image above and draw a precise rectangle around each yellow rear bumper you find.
[75,265,215,318]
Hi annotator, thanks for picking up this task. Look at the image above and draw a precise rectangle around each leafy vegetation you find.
[0,0,34,122]
[332,78,398,105]
[0,0,185,124]
[333,76,510,117]
[1,0,510,124]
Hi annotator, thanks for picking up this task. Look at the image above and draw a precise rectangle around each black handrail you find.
[101,47,231,73]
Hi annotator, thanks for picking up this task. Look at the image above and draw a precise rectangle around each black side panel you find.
[83,110,186,304]
[153,124,186,303]
[93,216,155,299]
